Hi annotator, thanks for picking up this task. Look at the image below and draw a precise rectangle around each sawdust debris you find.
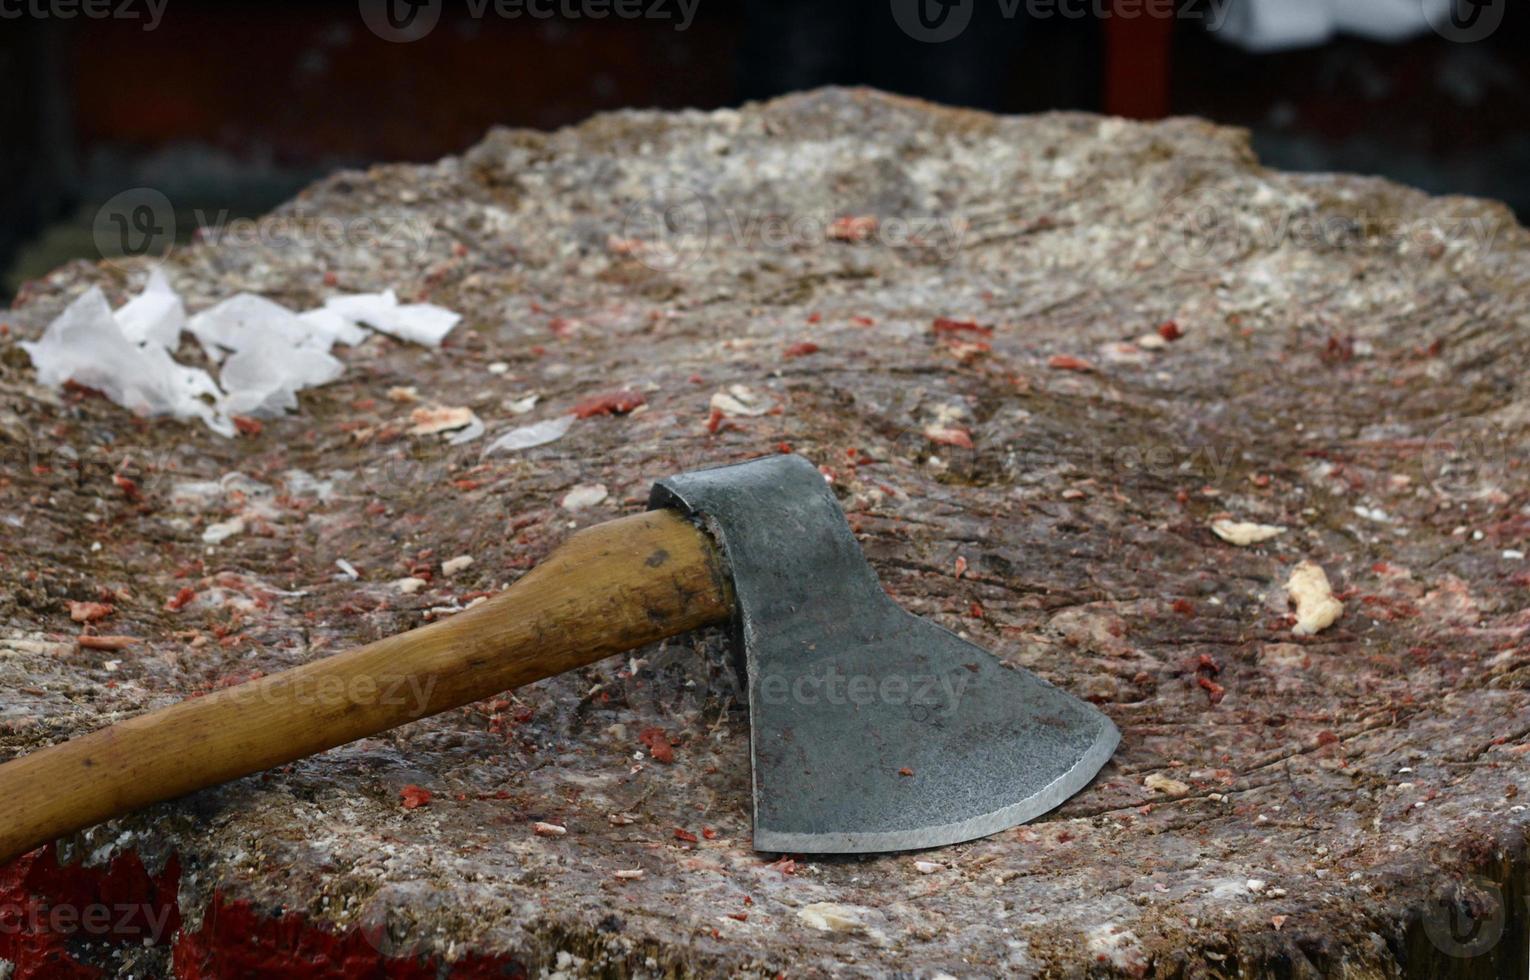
[561,484,609,511]
[1210,519,1286,546]
[1144,773,1190,795]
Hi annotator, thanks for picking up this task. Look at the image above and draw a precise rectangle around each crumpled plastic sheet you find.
[21,269,462,437]
[483,414,576,455]
[323,289,461,347]
[1214,0,1444,51]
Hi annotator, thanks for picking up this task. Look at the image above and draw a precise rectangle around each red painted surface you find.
[67,9,737,164]
[1102,2,1175,119]
[173,893,529,978]
[0,845,181,980]
[0,846,528,977]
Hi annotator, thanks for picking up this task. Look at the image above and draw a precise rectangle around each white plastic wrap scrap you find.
[114,267,186,348]
[484,415,576,455]
[324,290,461,347]
[20,270,462,438]
[21,286,231,436]
[1214,0,1444,52]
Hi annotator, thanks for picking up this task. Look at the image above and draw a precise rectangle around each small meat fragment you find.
[1144,773,1189,796]
[164,587,197,612]
[638,726,676,764]
[1048,354,1094,372]
[400,785,432,809]
[533,821,567,837]
[1287,560,1344,636]
[572,390,645,418]
[1211,519,1286,547]
[68,601,114,623]
[923,425,973,449]
[932,317,994,339]
[827,215,878,242]
[78,635,139,651]
[409,405,476,436]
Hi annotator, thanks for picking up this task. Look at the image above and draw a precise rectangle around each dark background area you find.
[2,0,1526,300]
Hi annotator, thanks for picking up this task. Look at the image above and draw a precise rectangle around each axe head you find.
[651,455,1119,854]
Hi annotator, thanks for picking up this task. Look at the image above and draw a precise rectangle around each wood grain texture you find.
[0,510,731,865]
[0,89,1526,977]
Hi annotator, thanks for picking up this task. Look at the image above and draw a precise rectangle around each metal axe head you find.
[650,455,1119,853]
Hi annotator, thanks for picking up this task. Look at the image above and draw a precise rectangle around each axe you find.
[0,455,1117,860]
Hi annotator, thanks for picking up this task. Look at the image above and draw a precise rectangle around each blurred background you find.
[2,0,1525,301]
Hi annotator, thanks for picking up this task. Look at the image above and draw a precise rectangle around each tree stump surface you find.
[1,88,1527,978]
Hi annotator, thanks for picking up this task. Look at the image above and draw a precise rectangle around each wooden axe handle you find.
[0,510,732,865]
